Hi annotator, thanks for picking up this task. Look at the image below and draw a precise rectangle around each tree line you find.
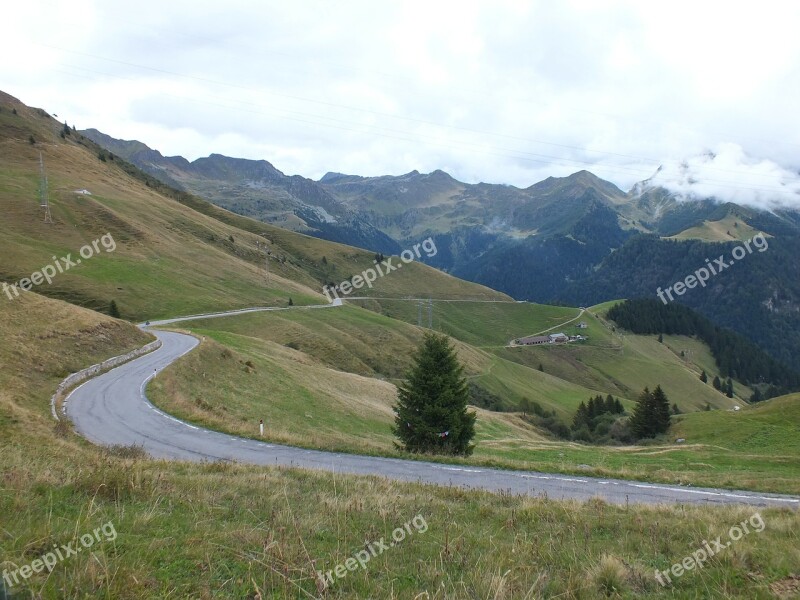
[607,298,800,400]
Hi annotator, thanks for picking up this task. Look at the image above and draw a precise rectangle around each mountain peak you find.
[528,170,625,199]
[319,171,359,183]
[426,169,456,181]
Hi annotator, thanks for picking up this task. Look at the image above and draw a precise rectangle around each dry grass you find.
[0,276,798,599]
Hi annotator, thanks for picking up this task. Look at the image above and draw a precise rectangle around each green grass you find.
[672,394,800,456]
[353,298,743,412]
[667,214,764,242]
[147,307,800,494]
[4,293,794,599]
[0,97,505,322]
[348,297,577,346]
[2,95,800,598]
[5,446,799,599]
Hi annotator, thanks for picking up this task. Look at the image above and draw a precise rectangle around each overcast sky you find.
[3,0,800,208]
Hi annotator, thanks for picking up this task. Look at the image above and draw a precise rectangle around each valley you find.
[2,90,799,599]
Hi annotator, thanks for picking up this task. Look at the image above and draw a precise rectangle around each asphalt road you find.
[66,313,800,508]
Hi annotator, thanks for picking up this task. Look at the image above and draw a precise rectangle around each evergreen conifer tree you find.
[393,333,476,455]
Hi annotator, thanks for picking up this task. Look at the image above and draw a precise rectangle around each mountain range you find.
[81,129,800,371]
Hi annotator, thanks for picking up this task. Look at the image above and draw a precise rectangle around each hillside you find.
[666,212,765,242]
[80,128,401,254]
[81,127,800,375]
[2,293,796,599]
[2,92,786,432]
[0,93,505,323]
[2,93,800,598]
[132,291,800,495]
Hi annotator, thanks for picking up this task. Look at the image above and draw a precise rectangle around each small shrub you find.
[104,444,147,459]
[590,554,629,596]
[54,418,72,438]
[195,397,213,411]
[73,458,153,501]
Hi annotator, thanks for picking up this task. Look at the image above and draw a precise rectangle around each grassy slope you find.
[0,94,505,324]
[672,394,800,456]
[149,305,800,494]
[666,214,764,242]
[4,96,786,492]
[2,96,800,597]
[0,292,152,428]
[353,298,743,410]
[2,297,796,598]
[348,298,578,346]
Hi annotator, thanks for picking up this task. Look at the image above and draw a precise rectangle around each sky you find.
[3,0,800,209]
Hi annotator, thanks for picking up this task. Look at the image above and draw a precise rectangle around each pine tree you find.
[629,386,671,440]
[700,370,708,383]
[393,333,476,456]
[572,401,589,430]
[651,385,671,433]
[613,398,624,414]
[605,394,616,413]
[109,300,121,318]
[587,396,598,419]
[628,387,653,440]
[712,375,722,391]
[725,377,734,398]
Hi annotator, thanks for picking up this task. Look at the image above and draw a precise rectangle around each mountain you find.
[0,94,502,324]
[80,128,401,255]
[81,126,800,371]
[320,167,800,371]
[4,96,800,599]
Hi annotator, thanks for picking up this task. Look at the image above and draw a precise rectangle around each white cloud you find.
[649,143,800,211]
[1,0,799,209]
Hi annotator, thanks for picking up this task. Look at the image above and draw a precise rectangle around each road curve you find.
[66,313,800,508]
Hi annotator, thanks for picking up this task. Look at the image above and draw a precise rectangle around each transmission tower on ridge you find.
[39,152,53,224]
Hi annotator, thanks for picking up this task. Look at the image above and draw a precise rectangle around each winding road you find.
[65,304,800,508]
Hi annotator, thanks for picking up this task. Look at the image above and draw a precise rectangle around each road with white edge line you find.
[65,301,800,507]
